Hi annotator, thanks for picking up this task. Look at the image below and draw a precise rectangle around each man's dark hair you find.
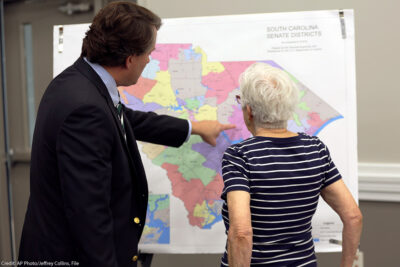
[81,1,161,66]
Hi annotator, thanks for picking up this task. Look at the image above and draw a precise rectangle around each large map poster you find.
[53,10,357,254]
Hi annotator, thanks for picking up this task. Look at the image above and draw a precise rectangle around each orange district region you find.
[122,76,157,100]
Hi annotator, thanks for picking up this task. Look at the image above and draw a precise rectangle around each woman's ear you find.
[246,105,253,121]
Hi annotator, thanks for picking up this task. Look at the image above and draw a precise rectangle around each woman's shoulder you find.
[223,137,258,158]
[225,136,261,151]
[297,132,324,144]
[297,133,331,156]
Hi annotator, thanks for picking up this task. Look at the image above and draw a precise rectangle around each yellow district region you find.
[142,225,157,237]
[141,142,166,160]
[194,105,217,121]
[194,46,225,76]
[143,71,178,107]
[178,111,189,120]
[193,201,216,227]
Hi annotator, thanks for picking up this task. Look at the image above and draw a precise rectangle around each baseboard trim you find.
[359,163,400,202]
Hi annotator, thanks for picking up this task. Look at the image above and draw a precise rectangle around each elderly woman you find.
[220,63,362,267]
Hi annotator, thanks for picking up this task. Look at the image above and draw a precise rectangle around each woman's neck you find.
[254,127,298,138]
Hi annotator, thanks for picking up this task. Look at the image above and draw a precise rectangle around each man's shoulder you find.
[38,60,108,121]
[48,63,101,101]
[51,60,94,88]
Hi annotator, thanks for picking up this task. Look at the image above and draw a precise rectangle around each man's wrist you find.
[185,120,192,142]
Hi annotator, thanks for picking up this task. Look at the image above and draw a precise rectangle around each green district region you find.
[185,98,201,111]
[293,113,302,126]
[298,101,311,111]
[178,112,190,120]
[153,135,216,186]
[299,90,306,99]
[148,194,169,212]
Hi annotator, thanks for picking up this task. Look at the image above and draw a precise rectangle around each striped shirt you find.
[220,133,341,266]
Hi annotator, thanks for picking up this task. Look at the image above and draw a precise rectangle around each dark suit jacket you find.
[18,57,188,267]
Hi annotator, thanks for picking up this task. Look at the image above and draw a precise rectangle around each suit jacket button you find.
[132,255,138,262]
[134,217,140,224]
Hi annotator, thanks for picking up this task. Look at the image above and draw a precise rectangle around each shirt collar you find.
[83,57,120,106]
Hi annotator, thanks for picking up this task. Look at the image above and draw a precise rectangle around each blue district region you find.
[202,200,223,229]
[196,96,205,106]
[124,94,163,112]
[313,115,344,136]
[287,120,305,134]
[184,47,202,61]
[141,59,160,80]
[168,97,186,111]
[146,195,170,244]
[221,131,243,145]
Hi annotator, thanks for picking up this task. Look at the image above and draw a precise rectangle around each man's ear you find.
[125,55,134,69]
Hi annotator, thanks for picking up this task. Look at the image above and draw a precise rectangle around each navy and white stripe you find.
[220,133,341,266]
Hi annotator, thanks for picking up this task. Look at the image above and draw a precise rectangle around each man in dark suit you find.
[18,2,234,266]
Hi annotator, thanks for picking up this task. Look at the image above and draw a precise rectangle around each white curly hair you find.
[239,62,299,129]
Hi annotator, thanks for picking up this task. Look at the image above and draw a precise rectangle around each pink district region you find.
[306,112,327,135]
[121,76,156,100]
[203,61,255,104]
[162,163,223,228]
[226,105,251,141]
[221,61,255,89]
[151,44,192,70]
